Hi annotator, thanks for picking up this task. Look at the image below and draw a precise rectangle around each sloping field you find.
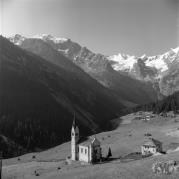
[3,115,179,179]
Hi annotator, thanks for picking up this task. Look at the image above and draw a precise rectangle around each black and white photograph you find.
[0,0,179,178]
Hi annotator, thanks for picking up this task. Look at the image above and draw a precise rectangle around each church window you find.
[85,149,87,154]
[81,148,83,153]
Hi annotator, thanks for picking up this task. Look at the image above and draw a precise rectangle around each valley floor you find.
[3,114,179,179]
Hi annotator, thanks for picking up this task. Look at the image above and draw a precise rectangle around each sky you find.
[0,0,179,56]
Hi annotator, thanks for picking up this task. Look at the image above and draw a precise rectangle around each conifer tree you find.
[107,147,112,158]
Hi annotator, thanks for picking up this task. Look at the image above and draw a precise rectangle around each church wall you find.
[79,145,89,163]
[89,145,92,162]
[91,145,101,162]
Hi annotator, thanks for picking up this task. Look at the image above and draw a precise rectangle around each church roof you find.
[79,137,100,147]
[79,138,93,146]
[143,138,162,147]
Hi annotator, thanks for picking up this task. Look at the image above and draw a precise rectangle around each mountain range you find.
[10,34,166,106]
[108,46,179,96]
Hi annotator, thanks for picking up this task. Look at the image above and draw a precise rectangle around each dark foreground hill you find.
[0,36,124,154]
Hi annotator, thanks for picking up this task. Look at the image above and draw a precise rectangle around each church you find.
[71,119,102,163]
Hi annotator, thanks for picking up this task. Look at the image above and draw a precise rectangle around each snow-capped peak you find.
[108,46,179,74]
[108,53,137,71]
[32,34,68,43]
[9,34,26,45]
[9,34,69,46]
[32,34,52,39]
[140,54,147,59]
[171,47,179,54]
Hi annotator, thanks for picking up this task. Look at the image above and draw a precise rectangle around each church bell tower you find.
[71,116,79,161]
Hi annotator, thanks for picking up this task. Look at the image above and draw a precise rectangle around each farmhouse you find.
[167,111,176,118]
[141,138,162,156]
[135,111,154,121]
[142,115,152,121]
[71,119,102,163]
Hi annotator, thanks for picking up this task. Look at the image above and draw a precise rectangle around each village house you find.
[145,115,151,121]
[134,111,154,121]
[167,111,176,118]
[142,115,153,121]
[141,138,162,156]
[159,112,167,117]
[71,119,102,163]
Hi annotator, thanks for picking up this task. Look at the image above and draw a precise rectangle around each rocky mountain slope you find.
[0,36,124,151]
[20,34,179,99]
[9,34,159,106]
[9,35,179,100]
[108,47,179,96]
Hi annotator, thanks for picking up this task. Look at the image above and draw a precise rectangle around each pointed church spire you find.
[72,112,76,128]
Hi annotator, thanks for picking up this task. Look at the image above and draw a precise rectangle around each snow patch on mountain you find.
[57,49,69,54]
[108,54,137,71]
[145,56,168,72]
[9,34,26,45]
[32,34,68,43]
[171,47,179,54]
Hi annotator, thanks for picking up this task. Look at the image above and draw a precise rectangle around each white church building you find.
[71,119,102,163]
